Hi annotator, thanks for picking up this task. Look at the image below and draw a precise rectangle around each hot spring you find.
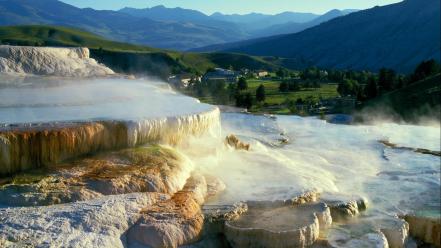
[189,113,440,218]
[1,76,439,246]
[0,76,220,175]
[0,77,215,124]
[0,46,439,247]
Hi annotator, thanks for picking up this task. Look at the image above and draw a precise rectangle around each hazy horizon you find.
[60,0,402,15]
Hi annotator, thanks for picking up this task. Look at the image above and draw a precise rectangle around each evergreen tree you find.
[227,83,237,102]
[337,79,360,97]
[243,92,253,109]
[312,81,321,88]
[410,59,440,83]
[256,84,266,102]
[364,76,378,100]
[279,81,289,92]
[276,68,288,78]
[288,81,300,91]
[378,68,396,93]
[235,92,253,109]
[237,77,248,90]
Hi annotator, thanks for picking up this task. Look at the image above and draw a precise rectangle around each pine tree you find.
[378,68,396,93]
[237,77,248,90]
[279,81,289,92]
[364,76,378,100]
[256,84,266,102]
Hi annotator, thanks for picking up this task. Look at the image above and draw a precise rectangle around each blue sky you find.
[61,0,402,15]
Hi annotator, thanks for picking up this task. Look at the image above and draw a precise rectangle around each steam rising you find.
[182,113,440,219]
[0,78,214,125]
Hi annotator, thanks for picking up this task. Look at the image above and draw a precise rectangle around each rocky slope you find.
[198,0,440,72]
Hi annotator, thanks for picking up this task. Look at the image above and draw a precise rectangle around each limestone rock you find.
[0,193,162,247]
[326,217,410,248]
[204,174,227,199]
[320,193,368,222]
[0,175,102,206]
[225,202,332,248]
[0,146,192,207]
[0,107,220,176]
[0,121,129,176]
[379,218,409,248]
[328,228,389,248]
[202,203,248,236]
[403,215,441,247]
[289,191,320,205]
[127,173,210,248]
[379,140,441,157]
[225,135,250,151]
[0,45,114,77]
[346,233,389,248]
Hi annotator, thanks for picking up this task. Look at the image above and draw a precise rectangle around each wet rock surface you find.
[225,135,250,151]
[379,218,409,248]
[403,215,441,247]
[0,151,226,248]
[0,121,128,176]
[328,229,389,248]
[0,107,220,176]
[320,193,368,222]
[127,174,208,247]
[379,140,441,157]
[0,145,191,207]
[0,192,163,247]
[225,201,332,248]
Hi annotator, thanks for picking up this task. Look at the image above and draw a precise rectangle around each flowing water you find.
[1,75,439,218]
[0,73,439,244]
[186,113,440,219]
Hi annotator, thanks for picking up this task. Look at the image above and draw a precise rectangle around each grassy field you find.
[247,79,339,105]
[195,78,339,114]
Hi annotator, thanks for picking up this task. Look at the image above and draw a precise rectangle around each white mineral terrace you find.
[0,45,114,77]
[0,46,440,247]
[0,77,220,175]
[0,78,216,124]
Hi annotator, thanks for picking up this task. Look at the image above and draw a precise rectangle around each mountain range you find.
[0,0,438,73]
[0,0,354,50]
[196,0,440,72]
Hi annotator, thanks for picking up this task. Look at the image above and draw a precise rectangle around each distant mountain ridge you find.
[196,0,440,72]
[119,6,357,37]
[0,0,358,50]
[210,11,319,31]
[251,9,357,37]
[0,0,248,50]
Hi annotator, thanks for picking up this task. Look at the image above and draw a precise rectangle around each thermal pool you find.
[0,46,439,248]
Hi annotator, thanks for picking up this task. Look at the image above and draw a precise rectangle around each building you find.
[255,70,269,78]
[202,68,240,83]
[168,73,200,88]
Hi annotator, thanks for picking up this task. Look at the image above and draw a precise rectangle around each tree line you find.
[187,76,265,110]
[185,59,440,111]
[336,59,440,101]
